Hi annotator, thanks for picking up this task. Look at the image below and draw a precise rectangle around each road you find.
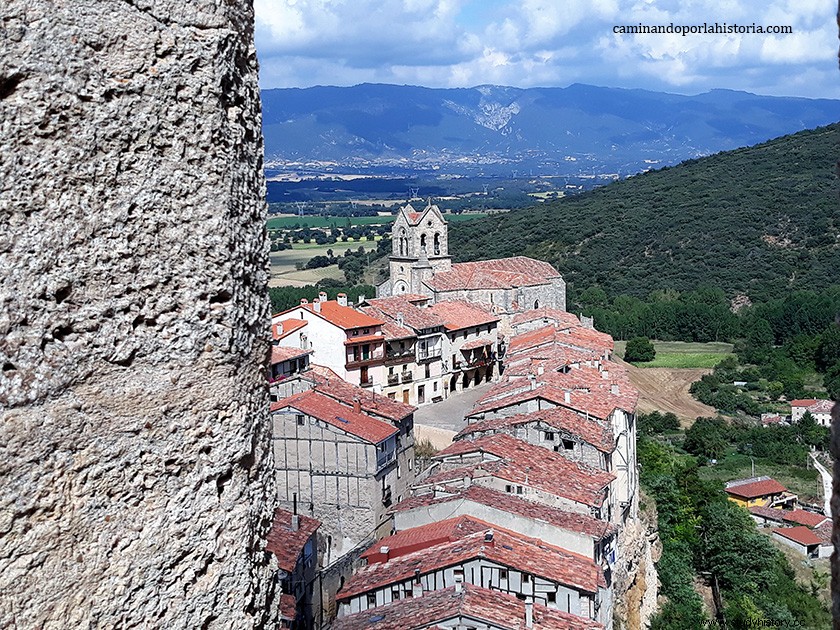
[810,453,832,517]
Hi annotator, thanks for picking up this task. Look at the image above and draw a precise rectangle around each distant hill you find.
[260,83,840,175]
[449,124,840,302]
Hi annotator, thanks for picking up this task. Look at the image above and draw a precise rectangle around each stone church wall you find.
[0,1,276,628]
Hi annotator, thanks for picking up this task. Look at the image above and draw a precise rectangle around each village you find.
[262,204,831,630]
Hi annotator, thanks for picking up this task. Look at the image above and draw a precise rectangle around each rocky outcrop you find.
[0,1,276,628]
[831,400,840,628]
[613,492,660,630]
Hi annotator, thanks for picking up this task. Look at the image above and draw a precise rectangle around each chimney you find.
[463,475,471,488]
[353,397,361,414]
[611,384,619,395]
[313,298,321,313]
[484,530,494,546]
[291,514,300,531]
[601,370,609,379]
[396,312,404,328]
[318,291,328,302]
[379,546,390,561]
[564,391,571,404]
[357,294,365,305]
[337,293,348,307]
[300,298,308,305]
[528,374,536,390]
[525,599,534,629]
[537,366,544,376]
[453,568,464,593]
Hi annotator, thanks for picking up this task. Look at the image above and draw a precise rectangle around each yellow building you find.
[724,476,797,509]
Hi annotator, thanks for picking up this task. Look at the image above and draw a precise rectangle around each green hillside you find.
[451,124,840,302]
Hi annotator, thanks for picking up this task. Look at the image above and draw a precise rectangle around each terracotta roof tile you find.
[365,296,445,331]
[456,407,614,453]
[512,308,582,328]
[272,318,308,341]
[270,346,311,365]
[332,584,603,630]
[276,300,384,330]
[461,336,495,351]
[790,399,819,407]
[392,485,616,539]
[781,509,829,528]
[309,365,415,421]
[339,519,604,601]
[807,400,834,414]
[361,515,490,563]
[279,594,296,621]
[426,257,561,292]
[725,477,788,499]
[748,506,785,522]
[266,508,320,573]
[271,389,398,444]
[773,526,823,547]
[344,333,387,345]
[434,434,613,507]
[427,301,499,331]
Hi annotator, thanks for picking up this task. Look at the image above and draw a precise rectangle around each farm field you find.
[267,212,489,230]
[615,340,734,369]
[269,244,345,287]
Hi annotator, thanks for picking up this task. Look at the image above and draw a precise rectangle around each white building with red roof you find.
[376,203,566,316]
[273,291,387,389]
[790,398,834,426]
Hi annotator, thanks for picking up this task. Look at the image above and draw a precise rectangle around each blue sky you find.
[254,0,840,98]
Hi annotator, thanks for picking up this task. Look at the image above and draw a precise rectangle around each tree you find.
[625,336,656,363]
[825,362,840,401]
[684,416,729,460]
[816,324,840,372]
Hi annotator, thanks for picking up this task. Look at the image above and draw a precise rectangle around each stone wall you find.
[0,1,276,627]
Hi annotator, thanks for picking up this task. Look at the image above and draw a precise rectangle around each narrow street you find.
[809,453,832,517]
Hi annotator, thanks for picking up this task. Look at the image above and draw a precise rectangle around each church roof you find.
[425,257,561,292]
[427,301,499,331]
[400,202,444,226]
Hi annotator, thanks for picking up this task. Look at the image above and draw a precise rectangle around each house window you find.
[544,431,555,441]
[562,439,575,450]
[433,381,438,392]
[516,485,523,494]
[366,593,377,607]
[425,364,430,379]
[296,414,305,426]
[499,569,508,580]
[546,592,556,603]
[505,484,513,493]
[523,574,531,583]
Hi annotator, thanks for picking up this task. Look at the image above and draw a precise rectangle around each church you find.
[376,202,567,315]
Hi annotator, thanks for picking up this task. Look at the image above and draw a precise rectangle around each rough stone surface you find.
[0,1,276,627]
[613,492,660,630]
[832,400,840,628]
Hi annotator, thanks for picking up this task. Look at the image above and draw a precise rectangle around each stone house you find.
[790,398,834,427]
[337,517,610,625]
[269,346,312,388]
[376,203,566,316]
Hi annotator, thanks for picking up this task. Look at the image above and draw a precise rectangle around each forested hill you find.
[450,124,840,302]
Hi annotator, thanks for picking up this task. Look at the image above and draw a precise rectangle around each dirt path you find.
[614,358,717,426]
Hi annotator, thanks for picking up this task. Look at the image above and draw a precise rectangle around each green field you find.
[615,340,734,369]
[697,452,822,504]
[267,212,489,230]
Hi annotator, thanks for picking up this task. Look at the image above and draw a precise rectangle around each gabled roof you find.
[790,399,819,407]
[425,257,561,292]
[512,308,582,328]
[455,407,614,453]
[276,300,384,331]
[332,584,604,630]
[781,509,830,528]
[773,526,823,547]
[309,365,415,421]
[361,515,490,563]
[433,434,614,507]
[725,476,788,499]
[266,508,320,573]
[427,300,499,331]
[806,400,834,414]
[365,296,445,332]
[399,202,445,226]
[272,318,308,341]
[392,485,616,540]
[270,345,311,365]
[339,519,605,601]
[271,389,398,444]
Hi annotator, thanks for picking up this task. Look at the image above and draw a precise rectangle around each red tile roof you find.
[332,584,603,630]
[365,296,445,331]
[512,308,582,328]
[426,257,561,292]
[815,521,832,544]
[270,345,311,365]
[309,365,415,421]
[461,336,495,351]
[392,485,616,540]
[344,333,386,345]
[434,434,614,507]
[773,526,823,547]
[279,594,296,621]
[427,301,499,331]
[725,477,788,499]
[456,407,614,453]
[807,400,834,414]
[272,318,308,341]
[339,519,604,601]
[748,506,785,523]
[266,508,320,573]
[782,509,829,528]
[361,515,491,563]
[276,300,384,330]
[271,389,398,444]
[790,399,819,407]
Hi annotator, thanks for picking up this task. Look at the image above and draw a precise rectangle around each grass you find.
[697,452,823,504]
[615,340,734,369]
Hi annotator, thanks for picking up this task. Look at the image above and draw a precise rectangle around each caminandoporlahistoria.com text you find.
[613,22,793,35]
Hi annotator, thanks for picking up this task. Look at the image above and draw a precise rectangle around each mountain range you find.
[260,83,840,175]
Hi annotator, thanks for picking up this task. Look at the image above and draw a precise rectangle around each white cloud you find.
[255,0,840,98]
